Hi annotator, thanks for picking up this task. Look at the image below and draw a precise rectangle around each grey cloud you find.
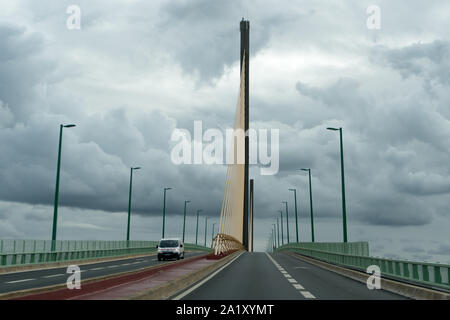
[1,1,450,255]
[371,40,450,89]
[428,244,450,256]
[0,23,54,121]
[296,78,361,108]
[157,0,291,82]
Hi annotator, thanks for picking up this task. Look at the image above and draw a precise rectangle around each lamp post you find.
[281,201,290,243]
[276,217,280,248]
[195,209,202,245]
[271,229,275,252]
[327,127,348,242]
[127,166,142,241]
[211,223,216,248]
[301,168,315,242]
[182,200,190,242]
[288,188,299,243]
[204,217,208,246]
[272,223,277,248]
[162,187,172,238]
[278,210,284,246]
[51,124,76,251]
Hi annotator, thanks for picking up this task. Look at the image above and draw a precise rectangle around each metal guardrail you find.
[276,242,450,291]
[0,240,210,268]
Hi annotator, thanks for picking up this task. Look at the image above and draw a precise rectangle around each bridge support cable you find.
[214,19,250,255]
[214,54,247,255]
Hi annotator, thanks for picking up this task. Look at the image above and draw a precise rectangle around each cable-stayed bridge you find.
[0,19,448,301]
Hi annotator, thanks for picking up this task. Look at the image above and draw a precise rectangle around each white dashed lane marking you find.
[300,291,316,299]
[43,274,65,278]
[5,279,35,284]
[265,253,316,299]
[293,284,304,290]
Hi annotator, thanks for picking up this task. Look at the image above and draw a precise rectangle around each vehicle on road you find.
[157,238,185,261]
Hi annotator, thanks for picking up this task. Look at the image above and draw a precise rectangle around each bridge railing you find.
[278,242,370,256]
[276,242,450,292]
[0,239,210,268]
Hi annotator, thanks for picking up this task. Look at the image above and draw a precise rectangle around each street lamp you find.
[195,209,202,245]
[327,127,348,242]
[301,168,315,242]
[51,124,76,251]
[272,223,277,248]
[182,200,190,242]
[211,223,216,248]
[271,229,275,252]
[278,210,284,246]
[288,188,299,243]
[281,201,290,243]
[204,217,208,246]
[276,216,280,248]
[162,187,172,238]
[127,166,141,241]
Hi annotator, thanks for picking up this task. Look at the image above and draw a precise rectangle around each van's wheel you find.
[181,253,185,259]
[177,254,180,260]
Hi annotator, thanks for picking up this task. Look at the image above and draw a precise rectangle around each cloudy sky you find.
[0,0,449,262]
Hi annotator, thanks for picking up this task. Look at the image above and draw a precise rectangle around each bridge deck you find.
[179,252,406,300]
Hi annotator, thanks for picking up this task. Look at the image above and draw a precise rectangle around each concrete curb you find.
[285,252,450,300]
[0,252,208,300]
[130,250,243,300]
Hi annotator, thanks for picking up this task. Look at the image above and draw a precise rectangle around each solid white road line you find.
[172,251,245,300]
[5,278,35,284]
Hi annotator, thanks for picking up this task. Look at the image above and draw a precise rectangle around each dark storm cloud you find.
[0,23,54,121]
[0,0,450,256]
[290,48,450,226]
[157,0,289,81]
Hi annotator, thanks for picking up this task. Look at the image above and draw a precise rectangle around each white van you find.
[157,238,185,261]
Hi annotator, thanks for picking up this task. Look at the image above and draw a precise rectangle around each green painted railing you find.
[184,243,213,252]
[276,242,450,292]
[0,239,209,268]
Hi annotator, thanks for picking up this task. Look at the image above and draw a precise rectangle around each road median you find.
[131,250,242,300]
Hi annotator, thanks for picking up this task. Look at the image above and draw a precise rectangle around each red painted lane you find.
[14,253,213,300]
[72,258,215,300]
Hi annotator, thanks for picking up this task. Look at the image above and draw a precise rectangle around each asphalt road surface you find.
[0,251,206,294]
[178,252,406,300]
